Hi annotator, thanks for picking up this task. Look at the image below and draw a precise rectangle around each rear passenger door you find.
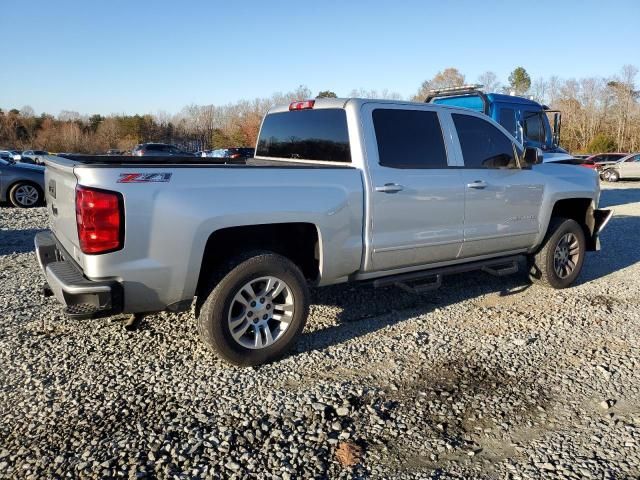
[364,104,465,271]
[450,112,544,258]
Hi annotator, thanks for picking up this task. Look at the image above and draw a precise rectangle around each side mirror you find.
[522,147,543,167]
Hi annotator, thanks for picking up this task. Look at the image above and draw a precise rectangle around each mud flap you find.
[589,209,613,251]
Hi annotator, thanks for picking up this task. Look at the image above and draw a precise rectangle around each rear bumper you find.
[34,231,123,319]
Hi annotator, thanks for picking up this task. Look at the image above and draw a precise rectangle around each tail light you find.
[289,100,315,110]
[230,153,241,159]
[76,186,124,254]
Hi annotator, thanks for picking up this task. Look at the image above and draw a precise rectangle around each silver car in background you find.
[0,156,45,207]
[600,153,640,182]
[21,150,50,165]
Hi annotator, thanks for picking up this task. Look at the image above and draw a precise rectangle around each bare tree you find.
[607,65,639,149]
[413,68,466,100]
[20,105,35,118]
[530,77,547,103]
[348,88,403,99]
[477,71,501,93]
[58,110,82,122]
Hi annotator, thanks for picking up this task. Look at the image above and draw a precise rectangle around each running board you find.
[373,255,522,293]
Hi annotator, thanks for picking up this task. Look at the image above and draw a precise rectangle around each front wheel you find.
[198,251,310,366]
[603,169,619,182]
[528,217,586,289]
[9,182,42,208]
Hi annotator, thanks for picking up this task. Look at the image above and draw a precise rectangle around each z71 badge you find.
[117,173,172,183]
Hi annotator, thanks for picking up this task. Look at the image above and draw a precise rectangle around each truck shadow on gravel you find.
[301,213,638,352]
[599,186,640,208]
[299,271,531,353]
[0,228,46,255]
[579,214,640,284]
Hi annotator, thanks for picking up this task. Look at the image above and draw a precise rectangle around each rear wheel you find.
[528,217,586,289]
[9,182,42,208]
[198,251,310,366]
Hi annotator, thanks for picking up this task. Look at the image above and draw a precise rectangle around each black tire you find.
[528,217,586,289]
[8,182,42,208]
[604,169,619,182]
[198,251,310,366]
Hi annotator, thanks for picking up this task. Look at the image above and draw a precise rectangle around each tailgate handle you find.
[51,204,58,216]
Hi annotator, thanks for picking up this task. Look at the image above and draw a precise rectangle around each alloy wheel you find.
[227,276,295,349]
[14,185,39,206]
[553,232,580,279]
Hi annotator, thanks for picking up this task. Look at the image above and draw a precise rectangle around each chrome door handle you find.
[375,183,404,193]
[467,180,488,189]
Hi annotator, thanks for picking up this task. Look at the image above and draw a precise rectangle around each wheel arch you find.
[547,198,597,251]
[195,222,321,305]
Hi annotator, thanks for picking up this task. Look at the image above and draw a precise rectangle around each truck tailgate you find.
[44,157,81,263]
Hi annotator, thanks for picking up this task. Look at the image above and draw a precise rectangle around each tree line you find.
[1,65,638,154]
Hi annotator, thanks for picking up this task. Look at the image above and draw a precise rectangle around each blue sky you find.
[1,0,638,116]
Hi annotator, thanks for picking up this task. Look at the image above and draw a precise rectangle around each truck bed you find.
[43,154,364,313]
[56,155,353,169]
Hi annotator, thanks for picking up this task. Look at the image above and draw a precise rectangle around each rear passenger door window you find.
[452,114,518,169]
[373,109,448,168]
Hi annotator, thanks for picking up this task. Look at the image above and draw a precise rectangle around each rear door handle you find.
[466,180,488,189]
[375,183,404,193]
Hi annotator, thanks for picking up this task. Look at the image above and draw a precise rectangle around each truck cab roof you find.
[267,97,490,115]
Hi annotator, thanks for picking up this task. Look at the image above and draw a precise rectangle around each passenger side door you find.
[451,113,544,258]
[364,105,465,271]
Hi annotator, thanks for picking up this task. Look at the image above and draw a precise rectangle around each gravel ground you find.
[1,183,639,479]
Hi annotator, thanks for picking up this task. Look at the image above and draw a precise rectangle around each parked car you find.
[132,143,194,157]
[576,159,597,169]
[21,150,50,165]
[37,98,610,366]
[587,153,628,166]
[207,147,255,160]
[0,150,22,161]
[541,156,597,169]
[600,153,640,182]
[0,151,18,162]
[0,156,45,207]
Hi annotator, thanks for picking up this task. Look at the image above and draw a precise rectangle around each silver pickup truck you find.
[36,98,611,365]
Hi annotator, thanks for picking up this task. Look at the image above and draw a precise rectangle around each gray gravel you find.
[1,183,639,479]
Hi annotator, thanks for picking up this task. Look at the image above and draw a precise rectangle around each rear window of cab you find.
[256,109,351,162]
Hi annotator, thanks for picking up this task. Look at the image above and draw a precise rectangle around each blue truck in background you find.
[426,85,571,162]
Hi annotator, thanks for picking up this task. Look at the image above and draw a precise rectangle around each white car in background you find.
[600,153,640,182]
